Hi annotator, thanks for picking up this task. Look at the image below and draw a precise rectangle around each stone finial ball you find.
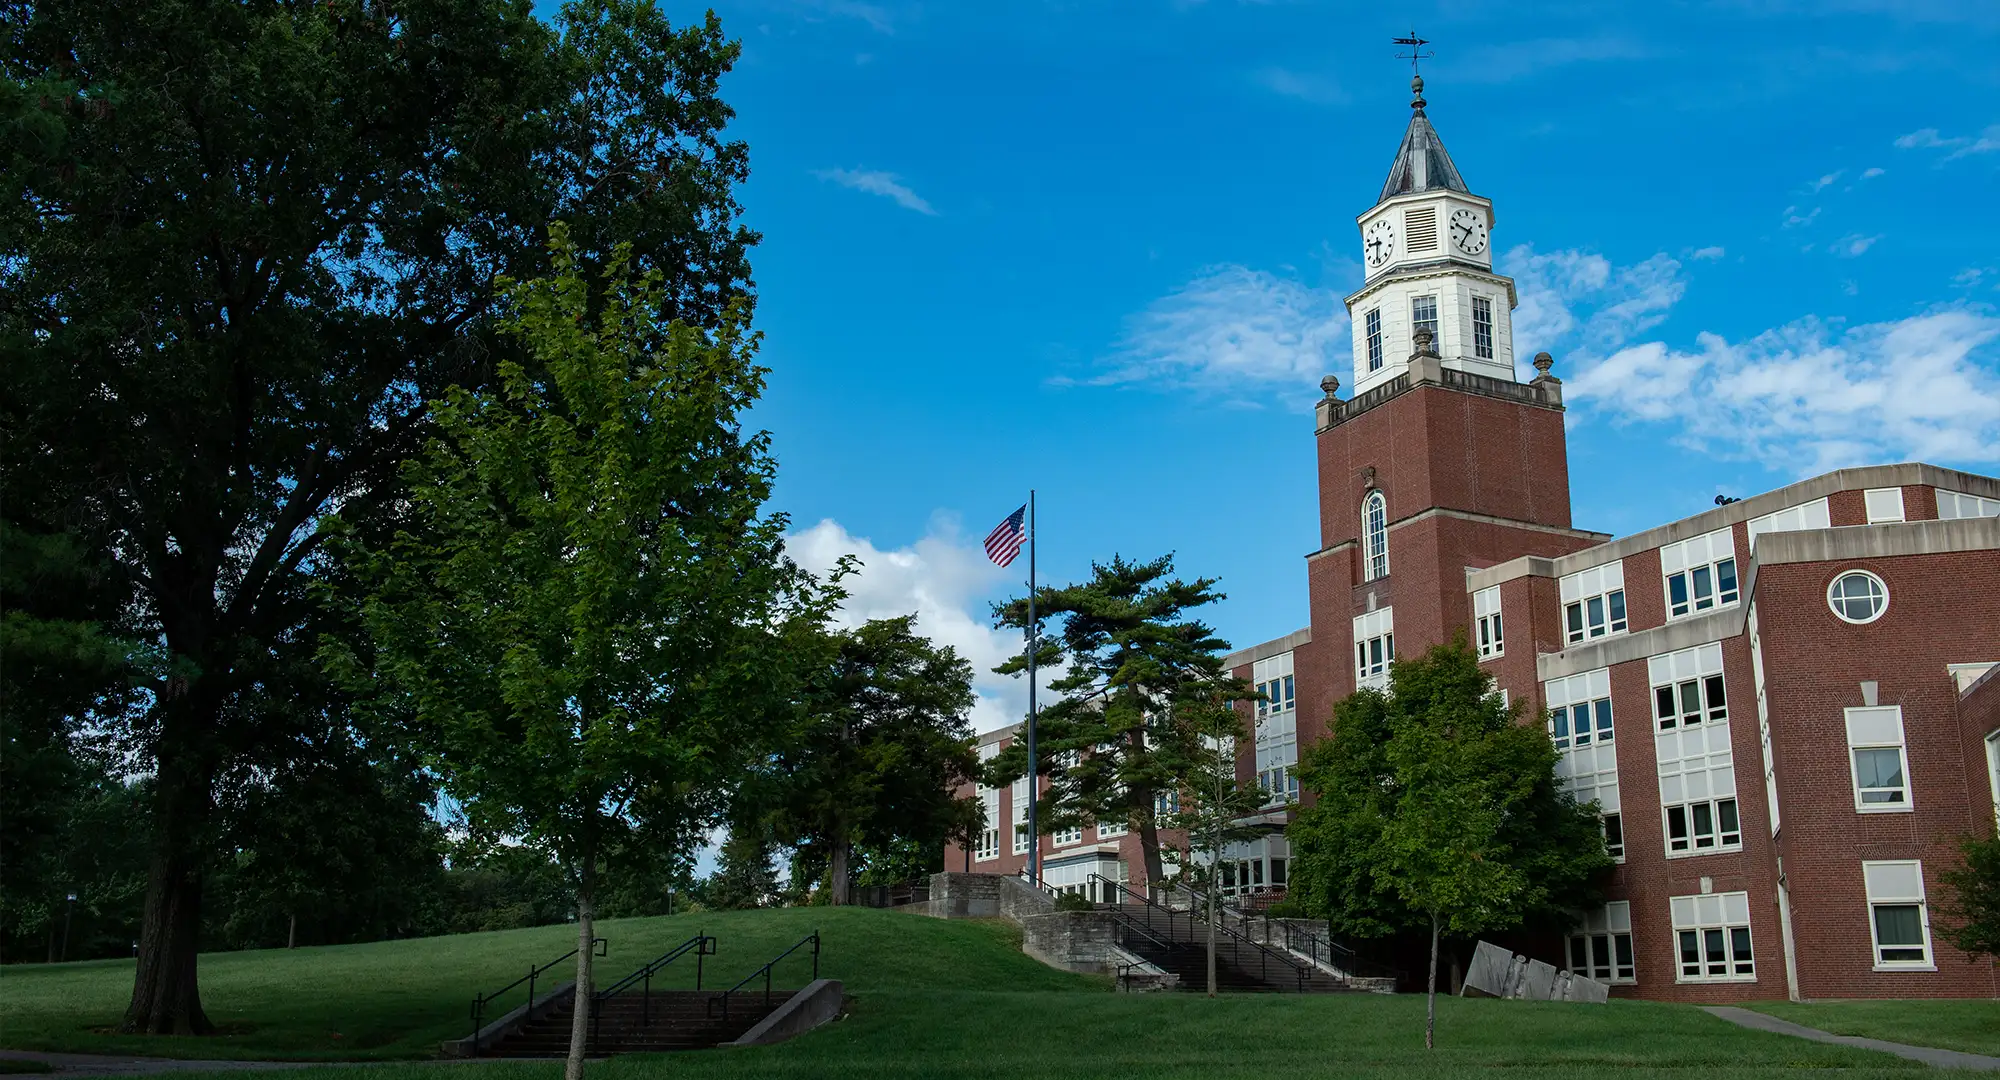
[1320,374,1341,397]
[1533,351,1554,375]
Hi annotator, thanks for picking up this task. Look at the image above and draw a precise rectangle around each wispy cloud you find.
[1456,35,1657,84]
[1254,67,1347,106]
[1895,124,2000,162]
[1502,246,1686,366]
[1690,246,1727,261]
[813,167,938,215]
[1835,233,1883,257]
[1782,205,1821,228]
[1808,170,1843,192]
[1861,166,1886,179]
[1088,265,1346,399]
[1566,309,2000,474]
[788,0,896,34]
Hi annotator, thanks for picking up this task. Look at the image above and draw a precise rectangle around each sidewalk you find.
[1704,1006,2000,1071]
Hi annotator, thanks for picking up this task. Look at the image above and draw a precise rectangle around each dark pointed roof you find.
[1378,75,1469,203]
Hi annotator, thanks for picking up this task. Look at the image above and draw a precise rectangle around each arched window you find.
[1363,491,1389,581]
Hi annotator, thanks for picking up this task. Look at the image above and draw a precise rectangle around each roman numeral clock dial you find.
[1450,208,1488,255]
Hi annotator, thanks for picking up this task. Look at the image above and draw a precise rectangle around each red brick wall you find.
[1757,550,2000,999]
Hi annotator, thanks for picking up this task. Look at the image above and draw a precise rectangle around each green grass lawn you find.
[1741,999,2000,1058]
[0,907,1958,1078]
[0,906,1085,1061]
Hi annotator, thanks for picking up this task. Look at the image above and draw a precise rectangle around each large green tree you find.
[2,0,757,1033]
[1938,834,2000,962]
[991,554,1241,886]
[770,615,979,905]
[337,231,818,1080]
[1288,639,1610,1048]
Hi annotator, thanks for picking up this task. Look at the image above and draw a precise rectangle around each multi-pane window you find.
[1863,861,1933,969]
[1568,902,1635,983]
[1845,706,1911,811]
[1561,563,1628,644]
[1052,824,1083,847]
[1365,308,1384,372]
[1353,608,1396,692]
[1828,570,1888,624]
[1363,491,1389,581]
[1546,668,1621,860]
[1746,498,1830,550]
[1864,487,1906,523]
[1671,892,1755,982]
[1988,731,2000,828]
[975,744,1001,861]
[1472,296,1494,360]
[1661,527,1739,620]
[1012,774,1032,855]
[1651,643,1739,856]
[1938,489,2000,518]
[1097,817,1127,840]
[1257,765,1301,805]
[1254,653,1298,810]
[1411,295,1439,345]
[1474,586,1503,659]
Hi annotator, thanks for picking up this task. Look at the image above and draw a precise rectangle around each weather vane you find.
[1393,30,1433,77]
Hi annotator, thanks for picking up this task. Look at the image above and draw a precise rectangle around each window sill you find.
[1854,804,1914,814]
[1478,651,1503,663]
[1663,602,1741,624]
[1664,846,1745,861]
[1871,963,1936,973]
[1674,974,1758,984]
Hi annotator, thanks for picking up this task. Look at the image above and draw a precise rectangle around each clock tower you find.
[1348,74,1517,394]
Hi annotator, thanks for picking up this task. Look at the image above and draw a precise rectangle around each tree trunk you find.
[1425,912,1440,1050]
[829,837,851,907]
[565,855,596,1080]
[287,914,296,950]
[1137,810,1165,891]
[122,735,216,1035]
[1205,871,1217,998]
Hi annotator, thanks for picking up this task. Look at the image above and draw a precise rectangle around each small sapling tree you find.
[1157,684,1267,996]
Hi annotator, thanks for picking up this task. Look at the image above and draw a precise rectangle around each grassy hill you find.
[0,906,1091,1060]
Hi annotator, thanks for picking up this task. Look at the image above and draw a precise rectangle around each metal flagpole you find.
[1024,490,1039,885]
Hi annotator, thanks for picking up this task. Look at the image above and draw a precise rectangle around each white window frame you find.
[1411,294,1439,343]
[1474,586,1503,659]
[1864,487,1906,523]
[1827,569,1889,625]
[1052,824,1083,848]
[1568,902,1635,983]
[1937,489,2000,519]
[1844,706,1912,813]
[1670,892,1756,983]
[1365,308,1384,372]
[1862,860,1935,971]
[1471,295,1494,360]
[1546,667,1621,862]
[1661,527,1740,621]
[1363,491,1389,581]
[1988,731,2000,829]
[1011,774,1032,855]
[1353,607,1395,692]
[1560,562,1628,644]
[1650,643,1740,858]
[1747,498,1831,551]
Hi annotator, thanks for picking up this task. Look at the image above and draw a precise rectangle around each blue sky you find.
[632,0,1999,731]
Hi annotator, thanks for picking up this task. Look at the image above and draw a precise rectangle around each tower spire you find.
[1393,31,1433,114]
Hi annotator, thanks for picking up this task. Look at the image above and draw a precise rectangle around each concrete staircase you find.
[1103,902,1354,993]
[477,990,789,1056]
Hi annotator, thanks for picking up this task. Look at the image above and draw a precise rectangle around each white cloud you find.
[1783,205,1821,228]
[1835,233,1883,257]
[1565,309,2000,475]
[1809,170,1843,192]
[1502,245,1685,368]
[1861,166,1886,179]
[813,167,938,215]
[1092,265,1347,398]
[1954,267,1996,289]
[1254,67,1347,106]
[1894,124,2000,162]
[787,516,1048,734]
[1689,246,1727,261]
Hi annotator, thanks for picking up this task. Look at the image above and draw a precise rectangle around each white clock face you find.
[1364,219,1397,269]
[1450,208,1488,255]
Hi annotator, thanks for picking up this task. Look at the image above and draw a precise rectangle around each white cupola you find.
[1346,74,1520,395]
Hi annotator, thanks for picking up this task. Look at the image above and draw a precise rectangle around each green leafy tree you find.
[3,0,757,1034]
[336,231,816,1080]
[1938,834,2000,961]
[1156,685,1267,996]
[1288,639,1610,1049]
[991,555,1237,886]
[707,822,780,911]
[772,615,979,905]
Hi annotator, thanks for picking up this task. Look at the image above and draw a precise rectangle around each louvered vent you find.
[1405,207,1439,253]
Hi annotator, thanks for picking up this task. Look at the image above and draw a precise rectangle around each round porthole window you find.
[1827,570,1888,624]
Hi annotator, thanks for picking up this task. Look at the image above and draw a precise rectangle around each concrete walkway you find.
[1704,1006,2000,1071]
[0,1051,335,1077]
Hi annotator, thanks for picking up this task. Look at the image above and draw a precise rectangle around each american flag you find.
[984,505,1027,568]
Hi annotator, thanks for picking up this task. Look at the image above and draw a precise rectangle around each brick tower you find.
[1291,74,1610,750]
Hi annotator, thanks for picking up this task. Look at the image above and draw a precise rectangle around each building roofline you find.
[1225,627,1312,670]
[1470,462,2000,593]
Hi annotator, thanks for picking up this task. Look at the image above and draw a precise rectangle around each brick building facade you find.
[942,80,2000,1002]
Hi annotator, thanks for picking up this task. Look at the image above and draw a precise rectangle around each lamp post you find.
[60,893,76,963]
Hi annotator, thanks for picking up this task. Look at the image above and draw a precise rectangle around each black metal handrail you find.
[591,933,716,1044]
[1089,874,1313,992]
[470,937,607,1052]
[707,931,819,1020]
[1173,882,1404,987]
